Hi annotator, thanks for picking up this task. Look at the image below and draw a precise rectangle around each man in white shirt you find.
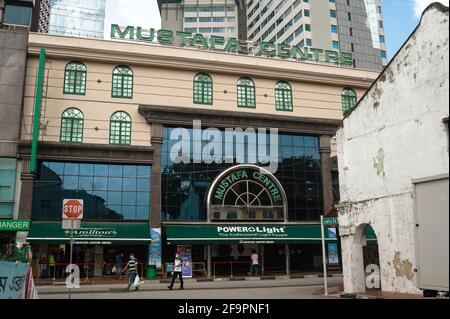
[250,249,260,276]
[168,252,184,290]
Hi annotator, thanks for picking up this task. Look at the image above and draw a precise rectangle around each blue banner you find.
[149,228,162,268]
[0,261,28,299]
[177,245,192,278]
[327,243,340,264]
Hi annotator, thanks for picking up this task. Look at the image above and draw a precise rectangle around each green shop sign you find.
[111,24,353,65]
[0,219,31,231]
[27,221,152,245]
[166,224,338,244]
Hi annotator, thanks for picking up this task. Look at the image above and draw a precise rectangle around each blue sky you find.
[105,0,448,61]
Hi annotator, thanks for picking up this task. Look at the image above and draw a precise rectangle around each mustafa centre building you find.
[18,25,379,278]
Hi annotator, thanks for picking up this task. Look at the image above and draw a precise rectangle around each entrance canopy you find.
[27,221,151,245]
[166,224,337,245]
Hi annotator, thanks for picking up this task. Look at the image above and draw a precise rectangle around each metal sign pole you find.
[69,219,73,300]
[320,215,328,296]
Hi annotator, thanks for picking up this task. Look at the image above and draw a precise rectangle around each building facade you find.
[19,30,378,279]
[0,0,34,256]
[246,0,387,70]
[158,0,241,39]
[336,4,449,295]
[31,0,106,39]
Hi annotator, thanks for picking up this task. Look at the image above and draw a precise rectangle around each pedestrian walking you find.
[115,253,124,279]
[122,253,139,291]
[250,249,260,276]
[167,252,184,290]
[48,252,56,279]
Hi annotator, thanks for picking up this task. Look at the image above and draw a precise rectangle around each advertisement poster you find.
[327,242,340,264]
[327,227,337,239]
[177,245,192,278]
[149,228,162,268]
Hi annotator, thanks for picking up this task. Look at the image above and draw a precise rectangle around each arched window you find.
[275,81,293,111]
[64,62,87,95]
[237,77,256,108]
[193,73,213,105]
[60,108,84,143]
[341,88,358,112]
[110,111,132,145]
[112,66,133,98]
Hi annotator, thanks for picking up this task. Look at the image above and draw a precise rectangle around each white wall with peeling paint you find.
[336,5,449,295]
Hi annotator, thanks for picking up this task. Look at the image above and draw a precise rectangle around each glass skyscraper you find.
[36,0,106,39]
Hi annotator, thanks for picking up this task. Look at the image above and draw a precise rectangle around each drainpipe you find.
[29,48,46,173]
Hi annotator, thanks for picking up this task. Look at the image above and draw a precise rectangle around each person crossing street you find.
[122,253,139,291]
[168,251,184,290]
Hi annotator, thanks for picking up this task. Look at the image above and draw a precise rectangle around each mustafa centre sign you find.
[111,24,353,65]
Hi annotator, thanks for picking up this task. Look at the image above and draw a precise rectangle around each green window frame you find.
[60,108,84,143]
[237,77,256,108]
[112,65,134,98]
[275,81,293,111]
[193,73,213,105]
[341,88,357,112]
[63,61,87,95]
[109,111,132,145]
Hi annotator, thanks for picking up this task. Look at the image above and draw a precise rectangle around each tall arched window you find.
[341,88,358,112]
[64,62,87,95]
[193,73,213,105]
[237,77,256,108]
[60,108,84,143]
[112,66,133,98]
[275,81,293,111]
[110,111,132,145]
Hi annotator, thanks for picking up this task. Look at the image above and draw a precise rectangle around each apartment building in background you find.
[158,0,243,39]
[246,0,387,70]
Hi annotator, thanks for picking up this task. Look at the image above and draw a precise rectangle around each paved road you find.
[38,277,342,299]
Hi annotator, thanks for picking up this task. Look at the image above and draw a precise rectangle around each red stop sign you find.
[63,199,84,219]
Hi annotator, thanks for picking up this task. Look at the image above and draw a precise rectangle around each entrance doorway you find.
[363,225,381,291]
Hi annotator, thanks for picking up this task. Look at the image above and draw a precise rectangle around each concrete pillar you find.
[285,244,290,276]
[150,123,163,228]
[18,158,35,220]
[207,245,212,278]
[341,233,366,293]
[319,135,334,213]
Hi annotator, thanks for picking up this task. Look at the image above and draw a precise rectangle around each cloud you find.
[104,0,161,38]
[411,0,449,17]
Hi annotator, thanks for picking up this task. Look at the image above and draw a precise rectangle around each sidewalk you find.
[340,290,447,299]
[37,276,343,296]
[35,272,343,286]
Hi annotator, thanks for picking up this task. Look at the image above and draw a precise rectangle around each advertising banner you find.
[0,261,28,299]
[149,228,162,268]
[177,245,192,278]
[327,243,340,264]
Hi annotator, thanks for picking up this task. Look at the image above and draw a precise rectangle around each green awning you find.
[27,221,151,245]
[165,224,337,244]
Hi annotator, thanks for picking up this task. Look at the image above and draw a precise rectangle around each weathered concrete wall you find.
[336,5,449,294]
[0,28,29,157]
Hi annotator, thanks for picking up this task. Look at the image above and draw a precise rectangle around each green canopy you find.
[27,221,151,245]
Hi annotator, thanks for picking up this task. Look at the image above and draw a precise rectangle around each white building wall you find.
[336,6,449,294]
